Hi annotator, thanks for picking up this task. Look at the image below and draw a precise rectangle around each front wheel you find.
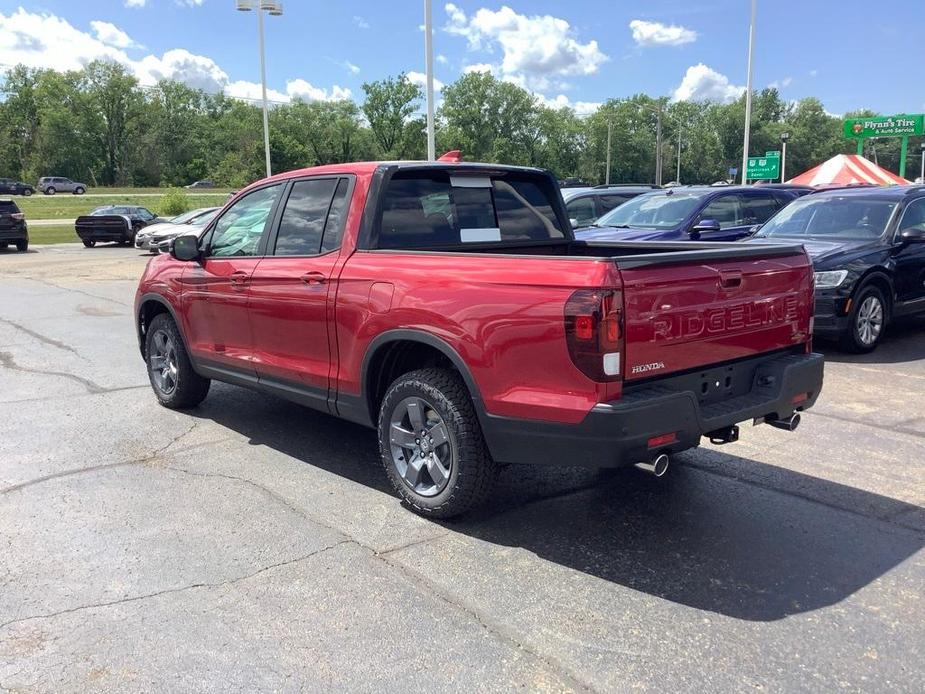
[45,187,56,195]
[840,284,887,353]
[145,312,210,409]
[74,186,85,195]
[22,188,32,196]
[378,368,497,518]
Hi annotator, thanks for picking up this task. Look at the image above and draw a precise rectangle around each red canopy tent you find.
[788,154,909,186]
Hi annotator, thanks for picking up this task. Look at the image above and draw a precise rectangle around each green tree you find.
[82,61,144,184]
[362,73,421,158]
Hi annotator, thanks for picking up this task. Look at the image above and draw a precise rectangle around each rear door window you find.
[566,196,597,226]
[274,179,338,255]
[700,194,744,229]
[741,193,781,225]
[376,172,563,249]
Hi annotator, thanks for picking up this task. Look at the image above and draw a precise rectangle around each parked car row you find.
[577,184,925,352]
[134,207,219,252]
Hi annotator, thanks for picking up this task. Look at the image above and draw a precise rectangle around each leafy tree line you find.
[0,60,917,188]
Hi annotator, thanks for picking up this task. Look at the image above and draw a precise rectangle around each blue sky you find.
[0,1,920,117]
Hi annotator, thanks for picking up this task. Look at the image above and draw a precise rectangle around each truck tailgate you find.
[619,252,813,380]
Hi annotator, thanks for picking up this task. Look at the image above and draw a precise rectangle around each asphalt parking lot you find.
[1,244,923,692]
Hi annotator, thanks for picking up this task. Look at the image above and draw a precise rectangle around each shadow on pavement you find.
[819,315,925,364]
[191,384,924,623]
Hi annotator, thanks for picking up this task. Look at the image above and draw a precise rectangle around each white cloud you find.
[768,76,792,90]
[436,54,448,64]
[353,15,370,29]
[463,62,494,74]
[124,0,147,7]
[285,79,352,102]
[90,20,141,49]
[535,93,600,116]
[407,71,445,91]
[0,9,350,106]
[672,63,744,103]
[628,19,697,47]
[135,48,229,91]
[444,3,607,91]
[345,61,360,75]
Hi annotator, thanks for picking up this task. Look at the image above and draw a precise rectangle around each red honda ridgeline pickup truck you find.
[135,161,823,517]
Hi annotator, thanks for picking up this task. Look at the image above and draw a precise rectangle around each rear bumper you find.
[77,229,132,242]
[481,351,824,467]
[0,225,27,242]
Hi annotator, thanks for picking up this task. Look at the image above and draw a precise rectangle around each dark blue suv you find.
[576,185,801,242]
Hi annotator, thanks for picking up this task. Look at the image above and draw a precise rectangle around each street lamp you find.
[780,132,790,183]
[740,0,757,184]
[236,0,283,178]
[423,0,436,161]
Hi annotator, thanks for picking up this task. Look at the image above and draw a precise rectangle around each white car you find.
[135,207,218,252]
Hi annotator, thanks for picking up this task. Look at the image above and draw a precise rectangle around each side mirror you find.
[170,234,201,261]
[900,227,925,244]
[689,218,721,239]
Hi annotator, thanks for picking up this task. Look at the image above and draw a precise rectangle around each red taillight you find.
[564,289,624,381]
[791,392,809,405]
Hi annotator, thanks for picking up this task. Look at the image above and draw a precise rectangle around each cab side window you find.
[741,193,781,225]
[207,184,281,257]
[700,194,744,229]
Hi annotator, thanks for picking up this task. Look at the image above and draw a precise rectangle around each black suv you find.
[0,199,28,252]
[0,178,34,196]
[750,185,925,352]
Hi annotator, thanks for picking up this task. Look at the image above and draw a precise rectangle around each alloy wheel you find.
[388,396,453,497]
[856,295,883,347]
[148,329,179,395]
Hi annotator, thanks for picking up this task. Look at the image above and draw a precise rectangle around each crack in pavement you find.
[0,350,106,394]
[23,277,132,308]
[0,540,352,633]
[0,317,81,356]
[0,422,199,496]
[0,383,150,405]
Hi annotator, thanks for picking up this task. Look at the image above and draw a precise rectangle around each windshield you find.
[169,208,209,224]
[757,196,897,239]
[188,209,218,226]
[595,191,703,229]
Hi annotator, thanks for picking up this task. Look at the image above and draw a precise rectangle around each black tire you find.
[377,368,497,518]
[22,188,32,196]
[74,186,85,195]
[45,187,55,195]
[82,239,96,248]
[839,284,888,353]
[15,239,27,252]
[144,312,210,409]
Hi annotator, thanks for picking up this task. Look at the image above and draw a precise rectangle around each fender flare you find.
[136,292,188,358]
[852,269,895,316]
[357,329,487,424]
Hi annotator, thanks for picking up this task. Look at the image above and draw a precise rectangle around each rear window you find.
[376,171,564,249]
[0,200,20,213]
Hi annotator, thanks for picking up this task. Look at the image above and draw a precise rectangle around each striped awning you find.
[788,154,909,186]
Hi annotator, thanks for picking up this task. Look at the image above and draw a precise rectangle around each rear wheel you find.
[82,239,96,248]
[15,239,27,252]
[377,368,497,518]
[840,284,887,353]
[145,312,210,409]
[45,187,56,195]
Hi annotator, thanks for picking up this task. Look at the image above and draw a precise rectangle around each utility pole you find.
[605,120,613,185]
[676,125,682,184]
[424,0,436,161]
[920,142,925,182]
[740,0,757,184]
[655,108,663,186]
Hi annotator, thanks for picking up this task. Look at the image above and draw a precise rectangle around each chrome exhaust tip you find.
[635,453,670,478]
[767,412,801,432]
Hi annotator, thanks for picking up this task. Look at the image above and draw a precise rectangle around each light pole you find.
[423,0,436,161]
[920,142,924,182]
[605,120,613,184]
[740,0,757,184]
[236,0,283,178]
[676,125,682,184]
[780,131,790,183]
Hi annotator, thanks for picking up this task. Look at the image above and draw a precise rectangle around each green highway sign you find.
[844,114,924,139]
[746,151,780,180]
